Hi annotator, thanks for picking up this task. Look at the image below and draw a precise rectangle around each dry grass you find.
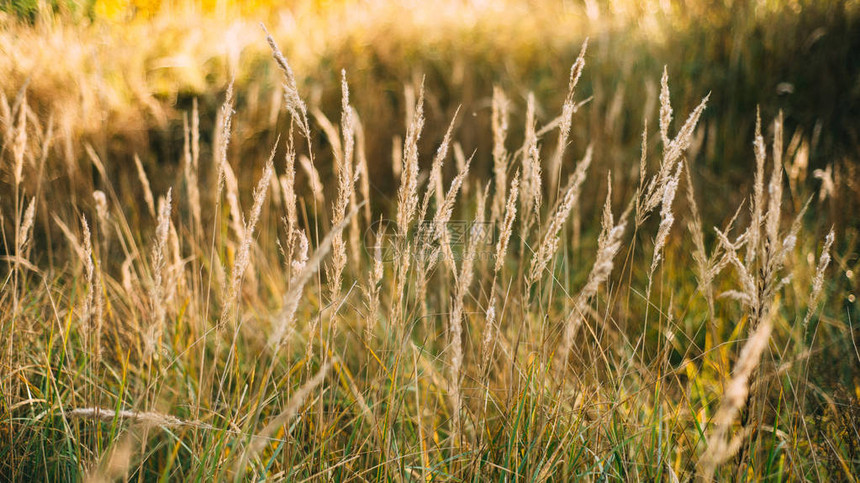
[1,2,859,481]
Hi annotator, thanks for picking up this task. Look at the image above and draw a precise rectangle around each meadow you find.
[1,0,859,480]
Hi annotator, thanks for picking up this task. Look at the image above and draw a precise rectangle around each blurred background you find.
[1,0,858,231]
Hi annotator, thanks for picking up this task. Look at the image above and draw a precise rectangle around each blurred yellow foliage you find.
[95,0,161,19]
[93,0,338,20]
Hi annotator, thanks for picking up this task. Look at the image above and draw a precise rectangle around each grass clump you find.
[1,18,859,483]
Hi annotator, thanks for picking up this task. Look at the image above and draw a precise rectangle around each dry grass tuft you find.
[0,19,851,482]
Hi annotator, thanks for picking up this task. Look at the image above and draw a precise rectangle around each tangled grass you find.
[1,14,859,482]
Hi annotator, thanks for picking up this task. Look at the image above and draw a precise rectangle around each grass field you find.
[1,0,859,480]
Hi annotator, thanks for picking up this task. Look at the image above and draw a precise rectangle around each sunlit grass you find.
[1,1,859,481]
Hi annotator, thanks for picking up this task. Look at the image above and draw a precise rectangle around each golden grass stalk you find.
[490,87,510,224]
[66,408,210,430]
[433,152,446,215]
[291,229,309,279]
[223,162,245,242]
[549,39,588,194]
[697,311,773,480]
[494,171,520,276]
[492,86,508,217]
[448,278,466,441]
[704,205,743,290]
[448,187,487,441]
[647,161,683,298]
[365,218,385,342]
[345,112,363,276]
[264,25,310,138]
[637,117,648,200]
[455,143,470,201]
[168,221,182,283]
[583,178,631,302]
[326,75,356,301]
[348,174,364,275]
[52,214,85,262]
[720,111,803,329]
[683,159,715,318]
[431,153,473,273]
[353,110,372,225]
[557,176,629,370]
[76,213,103,360]
[802,228,834,329]
[17,197,36,254]
[396,81,425,238]
[235,361,331,475]
[765,111,785,252]
[482,172,519,370]
[390,84,427,324]
[663,93,710,172]
[133,154,156,218]
[413,150,473,311]
[215,81,235,203]
[637,71,709,227]
[659,66,673,151]
[281,131,299,249]
[183,109,202,236]
[701,113,807,478]
[418,108,460,226]
[713,229,757,308]
[269,205,361,350]
[747,108,766,265]
[519,93,541,241]
[146,189,172,357]
[80,216,95,333]
[341,71,355,169]
[481,302,497,372]
[298,154,325,208]
[88,194,108,358]
[528,146,592,285]
[220,147,276,327]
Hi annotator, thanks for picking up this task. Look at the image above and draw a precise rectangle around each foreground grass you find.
[2,15,860,483]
